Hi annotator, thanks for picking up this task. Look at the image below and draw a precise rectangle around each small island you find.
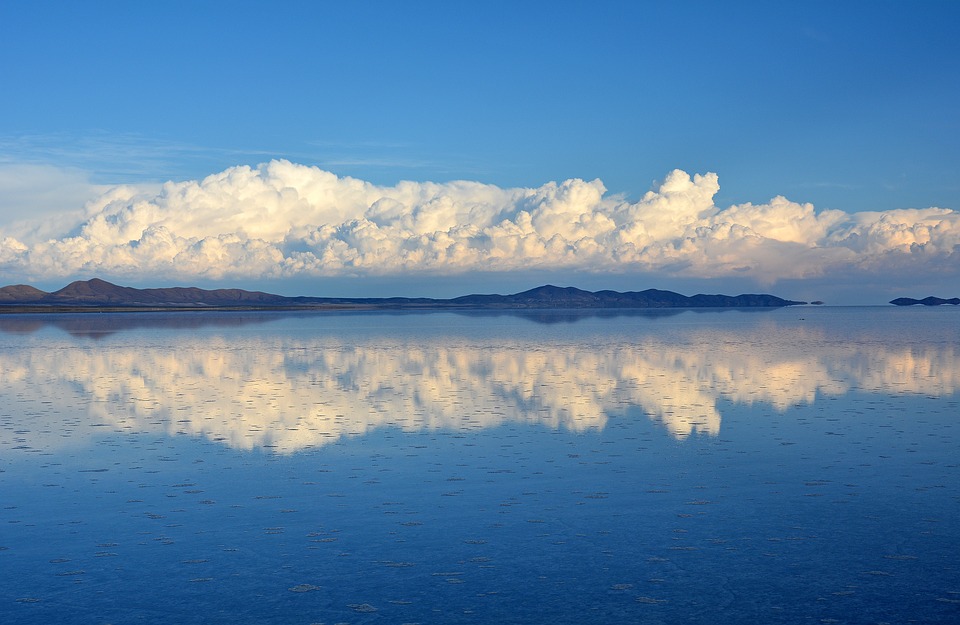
[890,296,960,306]
[0,278,807,312]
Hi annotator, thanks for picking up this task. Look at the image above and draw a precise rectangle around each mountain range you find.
[889,296,960,306]
[0,278,806,310]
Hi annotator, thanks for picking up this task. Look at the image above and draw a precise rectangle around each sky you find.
[0,0,958,304]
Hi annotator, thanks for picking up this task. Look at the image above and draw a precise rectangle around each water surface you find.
[2,307,958,623]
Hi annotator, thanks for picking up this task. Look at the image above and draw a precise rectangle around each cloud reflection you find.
[1,318,957,453]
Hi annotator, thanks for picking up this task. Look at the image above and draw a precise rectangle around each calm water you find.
[1,307,958,624]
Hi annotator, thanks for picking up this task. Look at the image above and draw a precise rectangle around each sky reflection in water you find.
[1,308,958,624]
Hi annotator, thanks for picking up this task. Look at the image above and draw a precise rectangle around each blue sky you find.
[0,1,958,303]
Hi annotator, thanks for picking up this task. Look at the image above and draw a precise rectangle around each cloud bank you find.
[0,160,957,285]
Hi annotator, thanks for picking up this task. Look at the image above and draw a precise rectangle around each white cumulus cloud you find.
[0,159,957,285]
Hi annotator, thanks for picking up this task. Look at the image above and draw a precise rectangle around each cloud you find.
[0,131,275,183]
[0,164,107,242]
[0,159,957,285]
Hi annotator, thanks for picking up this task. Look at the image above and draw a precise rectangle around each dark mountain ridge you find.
[451,284,804,308]
[0,278,806,310]
[890,296,960,306]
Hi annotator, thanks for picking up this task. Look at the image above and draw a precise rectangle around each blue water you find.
[1,307,958,623]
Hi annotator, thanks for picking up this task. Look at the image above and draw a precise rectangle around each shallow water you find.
[1,307,958,624]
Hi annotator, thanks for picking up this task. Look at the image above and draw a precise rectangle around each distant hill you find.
[890,296,960,306]
[451,284,804,308]
[0,278,290,307]
[0,278,806,311]
[0,284,48,301]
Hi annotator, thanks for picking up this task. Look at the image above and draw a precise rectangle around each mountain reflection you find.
[0,307,720,338]
[0,311,279,338]
[2,321,958,453]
